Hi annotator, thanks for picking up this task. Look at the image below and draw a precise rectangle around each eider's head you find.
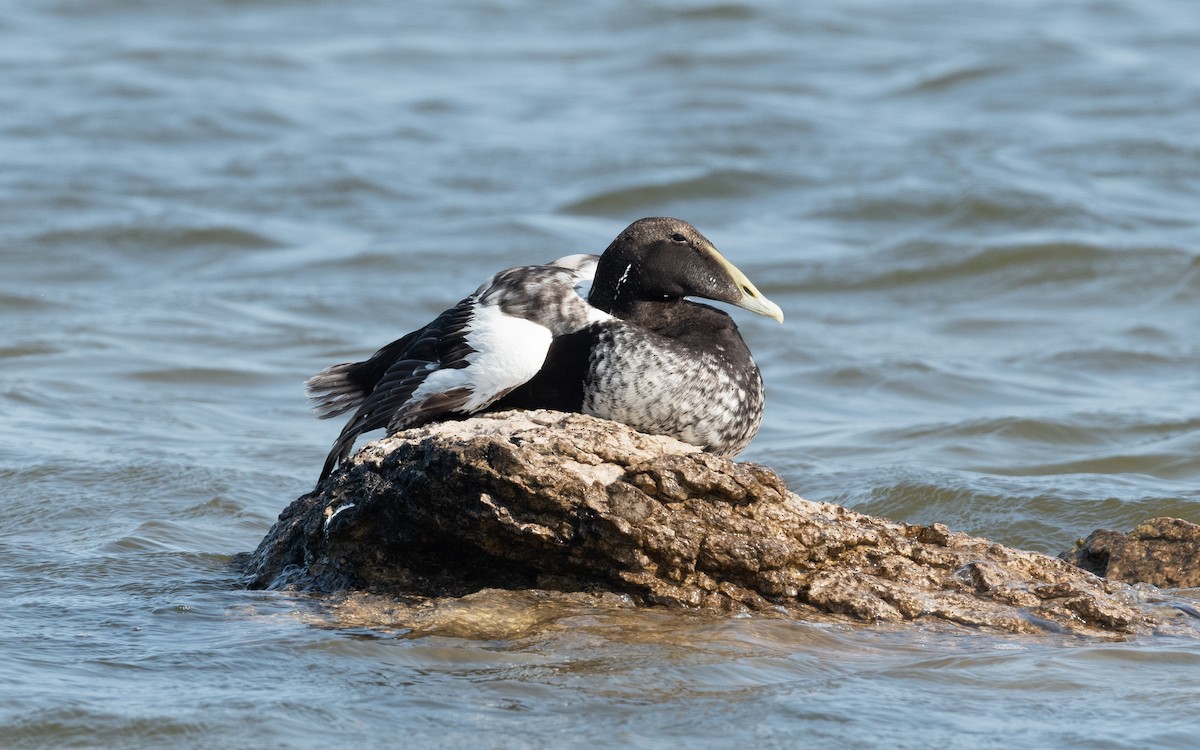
[590,217,784,323]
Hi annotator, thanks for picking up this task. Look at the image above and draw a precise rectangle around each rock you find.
[1063,517,1200,588]
[239,410,1197,636]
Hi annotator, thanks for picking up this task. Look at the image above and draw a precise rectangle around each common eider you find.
[308,217,783,483]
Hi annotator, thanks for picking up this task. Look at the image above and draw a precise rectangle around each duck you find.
[307,217,783,483]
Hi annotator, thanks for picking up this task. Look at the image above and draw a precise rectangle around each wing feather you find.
[314,257,605,483]
[318,298,478,481]
[305,327,425,419]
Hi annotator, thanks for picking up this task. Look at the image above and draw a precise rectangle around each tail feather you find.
[306,363,366,419]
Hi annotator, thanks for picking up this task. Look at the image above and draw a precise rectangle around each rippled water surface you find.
[2,0,1199,747]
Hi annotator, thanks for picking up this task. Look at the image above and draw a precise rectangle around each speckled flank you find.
[584,324,765,456]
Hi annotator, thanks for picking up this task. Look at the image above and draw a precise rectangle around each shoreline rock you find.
[239,410,1199,636]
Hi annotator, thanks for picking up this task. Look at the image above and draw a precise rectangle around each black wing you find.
[316,297,477,482]
[306,328,426,419]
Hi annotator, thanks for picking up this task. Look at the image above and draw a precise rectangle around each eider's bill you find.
[704,246,785,324]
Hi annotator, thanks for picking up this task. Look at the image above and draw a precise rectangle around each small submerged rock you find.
[239,410,1198,636]
[1062,517,1200,589]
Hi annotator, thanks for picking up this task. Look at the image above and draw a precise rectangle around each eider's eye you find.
[670,233,687,243]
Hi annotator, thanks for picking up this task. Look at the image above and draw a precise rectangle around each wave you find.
[788,240,1196,297]
[559,169,793,216]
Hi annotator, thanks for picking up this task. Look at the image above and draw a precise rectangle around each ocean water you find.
[2,0,1199,747]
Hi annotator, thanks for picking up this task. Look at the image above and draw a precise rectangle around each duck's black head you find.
[589,217,784,323]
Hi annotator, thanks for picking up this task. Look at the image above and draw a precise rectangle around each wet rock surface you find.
[1063,517,1200,589]
[240,411,1198,636]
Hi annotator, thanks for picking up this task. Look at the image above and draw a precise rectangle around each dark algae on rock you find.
[241,411,1199,637]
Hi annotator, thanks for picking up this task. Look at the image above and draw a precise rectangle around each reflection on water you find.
[2,0,1199,747]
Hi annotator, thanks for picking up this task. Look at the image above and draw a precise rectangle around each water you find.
[2,0,1199,746]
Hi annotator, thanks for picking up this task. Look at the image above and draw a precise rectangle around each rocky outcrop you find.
[241,411,1198,636]
[1063,517,1200,589]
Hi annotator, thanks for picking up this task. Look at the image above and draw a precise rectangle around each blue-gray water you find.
[2,1,1199,747]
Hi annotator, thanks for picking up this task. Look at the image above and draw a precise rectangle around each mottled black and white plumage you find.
[308,217,783,483]
[308,255,608,481]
